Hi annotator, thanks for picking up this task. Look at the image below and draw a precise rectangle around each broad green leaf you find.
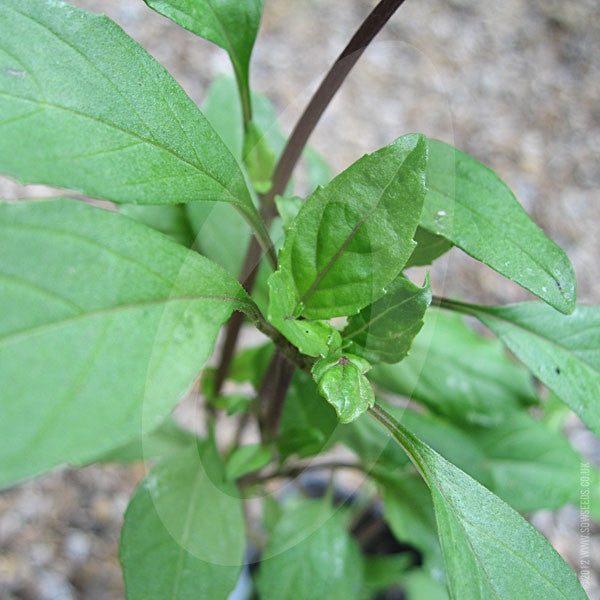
[467,412,583,512]
[371,309,538,426]
[0,199,253,486]
[143,0,262,122]
[256,498,364,600]
[312,354,375,423]
[278,370,338,461]
[225,443,271,480]
[0,0,270,252]
[273,134,427,320]
[422,140,576,314]
[267,268,343,357]
[461,301,600,437]
[370,405,588,600]
[405,226,453,268]
[84,418,198,464]
[120,204,195,247]
[120,443,245,599]
[343,274,431,364]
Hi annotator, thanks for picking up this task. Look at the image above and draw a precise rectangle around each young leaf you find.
[371,309,538,426]
[120,443,245,599]
[0,199,254,486]
[243,121,276,193]
[370,405,588,600]
[273,134,427,320]
[143,0,262,122]
[256,498,364,600]
[312,354,375,423]
[343,274,431,364]
[421,140,576,314]
[0,0,271,257]
[267,268,343,357]
[464,301,600,437]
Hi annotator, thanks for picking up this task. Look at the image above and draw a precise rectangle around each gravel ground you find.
[1,0,599,598]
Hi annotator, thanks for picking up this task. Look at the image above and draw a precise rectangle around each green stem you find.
[431,295,486,317]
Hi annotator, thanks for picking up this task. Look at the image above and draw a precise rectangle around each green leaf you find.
[273,134,427,320]
[0,198,253,486]
[422,140,576,314]
[343,274,431,364]
[278,370,338,461]
[362,554,413,593]
[371,309,538,426]
[405,226,453,268]
[120,204,195,247]
[267,268,343,357]
[256,498,364,600]
[120,443,245,599]
[0,0,271,255]
[275,195,304,228]
[370,405,588,600]
[85,418,198,464]
[459,301,600,437]
[143,0,262,122]
[467,412,584,512]
[225,443,271,480]
[312,354,375,423]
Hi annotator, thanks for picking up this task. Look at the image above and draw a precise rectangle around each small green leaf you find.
[143,0,262,122]
[0,199,253,486]
[278,370,338,460]
[225,443,271,480]
[256,498,364,600]
[120,443,245,599]
[371,309,538,426]
[404,226,453,268]
[343,274,431,364]
[402,570,449,600]
[312,354,375,423]
[274,134,427,319]
[0,1,270,253]
[119,204,195,247]
[460,301,600,437]
[370,405,588,600]
[267,267,343,357]
[421,140,576,314]
[228,342,275,389]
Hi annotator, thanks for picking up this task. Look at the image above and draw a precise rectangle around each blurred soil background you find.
[1,0,599,598]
